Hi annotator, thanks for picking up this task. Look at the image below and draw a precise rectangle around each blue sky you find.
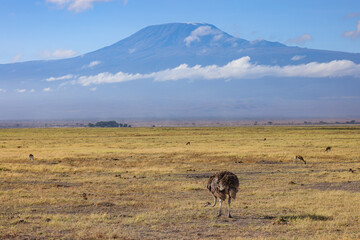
[1,0,360,64]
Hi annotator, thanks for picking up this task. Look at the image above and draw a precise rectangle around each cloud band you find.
[47,57,360,86]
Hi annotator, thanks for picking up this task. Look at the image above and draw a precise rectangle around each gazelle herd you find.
[294,147,333,165]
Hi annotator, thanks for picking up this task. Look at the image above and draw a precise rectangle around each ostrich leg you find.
[217,199,222,217]
[227,197,232,218]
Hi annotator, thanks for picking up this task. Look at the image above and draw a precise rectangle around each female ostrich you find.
[205,171,239,218]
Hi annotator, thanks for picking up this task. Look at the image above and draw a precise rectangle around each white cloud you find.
[285,34,312,45]
[16,89,26,93]
[184,26,223,46]
[82,61,101,69]
[45,74,74,82]
[12,53,22,63]
[78,71,145,86]
[291,55,306,61]
[46,0,110,12]
[73,57,360,86]
[41,49,77,59]
[0,89,7,93]
[343,20,360,39]
[43,88,52,92]
[90,87,97,91]
[88,60,101,68]
[29,89,35,93]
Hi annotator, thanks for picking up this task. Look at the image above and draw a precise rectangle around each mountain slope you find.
[1,22,360,82]
[0,23,359,120]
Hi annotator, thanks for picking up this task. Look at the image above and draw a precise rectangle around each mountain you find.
[2,23,360,81]
[0,23,360,120]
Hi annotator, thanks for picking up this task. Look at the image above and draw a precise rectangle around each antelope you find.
[294,155,306,164]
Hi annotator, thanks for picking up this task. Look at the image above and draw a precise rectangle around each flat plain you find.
[1,126,360,239]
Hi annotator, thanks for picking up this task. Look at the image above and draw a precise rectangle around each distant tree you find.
[87,121,133,128]
[88,121,119,127]
[95,121,119,127]
[267,121,273,125]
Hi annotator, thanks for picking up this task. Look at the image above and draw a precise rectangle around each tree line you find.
[88,121,131,128]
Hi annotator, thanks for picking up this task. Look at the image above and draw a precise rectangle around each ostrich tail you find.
[229,188,237,200]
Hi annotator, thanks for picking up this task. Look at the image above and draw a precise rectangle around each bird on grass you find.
[205,171,239,218]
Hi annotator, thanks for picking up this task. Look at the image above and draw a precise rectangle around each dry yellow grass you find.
[0,126,360,239]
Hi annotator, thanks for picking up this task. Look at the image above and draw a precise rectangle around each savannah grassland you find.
[1,126,360,240]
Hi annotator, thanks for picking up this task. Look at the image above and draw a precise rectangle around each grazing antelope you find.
[205,171,239,218]
[29,154,34,162]
[186,142,191,145]
[325,146,331,152]
[294,155,306,164]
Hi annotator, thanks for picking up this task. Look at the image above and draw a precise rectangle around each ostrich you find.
[325,146,331,152]
[294,155,306,164]
[205,171,239,218]
[29,154,34,162]
[186,142,191,145]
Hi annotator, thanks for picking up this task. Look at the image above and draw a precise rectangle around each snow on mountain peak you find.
[184,25,223,46]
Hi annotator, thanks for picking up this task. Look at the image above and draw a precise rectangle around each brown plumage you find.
[186,142,191,145]
[205,171,239,218]
[294,155,306,164]
[325,146,331,152]
[29,154,34,162]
